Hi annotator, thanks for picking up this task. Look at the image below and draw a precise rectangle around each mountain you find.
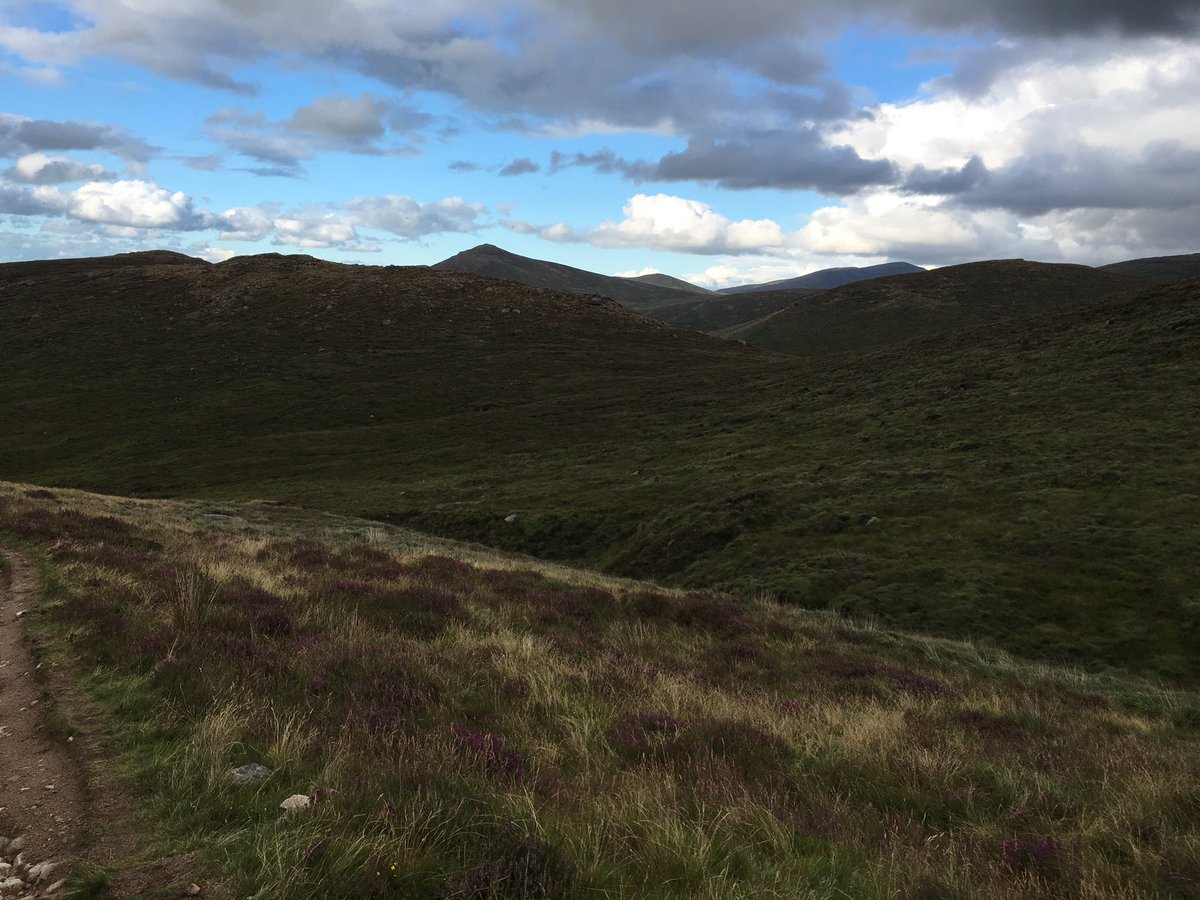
[1099,252,1200,283]
[433,243,701,313]
[726,259,1144,357]
[622,272,713,294]
[1,252,1198,680]
[719,261,925,294]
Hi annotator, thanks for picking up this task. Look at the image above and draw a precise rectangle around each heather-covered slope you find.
[3,483,1198,898]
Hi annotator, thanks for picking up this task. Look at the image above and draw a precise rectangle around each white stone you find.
[227,763,272,785]
[279,793,312,812]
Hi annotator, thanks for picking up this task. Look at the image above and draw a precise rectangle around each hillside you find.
[719,261,924,294]
[624,272,713,294]
[726,259,1144,356]
[646,288,818,334]
[433,243,700,313]
[2,482,1198,898]
[1,253,1198,680]
[1100,252,1200,283]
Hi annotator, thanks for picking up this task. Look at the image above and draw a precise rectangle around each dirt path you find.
[0,551,82,897]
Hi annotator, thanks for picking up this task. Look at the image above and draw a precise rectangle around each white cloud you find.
[66,180,208,229]
[273,214,357,249]
[836,38,1200,174]
[524,193,790,255]
[5,152,112,184]
[346,195,486,238]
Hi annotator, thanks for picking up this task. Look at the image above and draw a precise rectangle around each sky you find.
[1,0,1199,287]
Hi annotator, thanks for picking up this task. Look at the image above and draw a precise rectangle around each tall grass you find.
[2,483,1199,898]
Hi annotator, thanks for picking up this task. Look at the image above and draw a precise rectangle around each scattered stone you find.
[44,881,66,896]
[12,611,25,620]
[503,514,518,524]
[183,884,202,896]
[227,763,272,785]
[27,860,57,883]
[4,838,22,854]
[280,793,312,812]
[858,514,881,526]
[0,877,25,892]
[201,513,246,527]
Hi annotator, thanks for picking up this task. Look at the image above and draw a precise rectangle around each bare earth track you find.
[0,551,81,897]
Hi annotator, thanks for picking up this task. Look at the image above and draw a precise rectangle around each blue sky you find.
[2,0,1199,286]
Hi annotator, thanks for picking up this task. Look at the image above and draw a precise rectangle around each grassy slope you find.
[1,255,1198,680]
[3,483,1198,899]
[1101,253,1200,283]
[642,288,816,333]
[725,260,1144,356]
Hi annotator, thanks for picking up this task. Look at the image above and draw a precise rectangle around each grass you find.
[3,482,1199,898]
[0,255,1197,685]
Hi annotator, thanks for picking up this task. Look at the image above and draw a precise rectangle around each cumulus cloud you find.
[4,152,115,184]
[510,193,790,255]
[345,195,486,239]
[66,180,212,229]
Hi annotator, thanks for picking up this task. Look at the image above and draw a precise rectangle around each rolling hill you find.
[1099,251,1200,283]
[1,252,1198,680]
[726,259,1145,357]
[719,261,925,294]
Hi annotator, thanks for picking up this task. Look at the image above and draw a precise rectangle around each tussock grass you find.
[2,482,1199,898]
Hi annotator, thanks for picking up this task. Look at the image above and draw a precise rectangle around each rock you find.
[503,514,518,524]
[44,880,67,896]
[183,884,202,896]
[0,877,25,892]
[227,763,272,785]
[27,861,57,883]
[13,610,26,619]
[858,514,881,526]
[280,793,312,812]
[201,513,246,527]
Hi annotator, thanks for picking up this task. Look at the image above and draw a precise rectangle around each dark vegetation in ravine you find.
[1,251,1198,682]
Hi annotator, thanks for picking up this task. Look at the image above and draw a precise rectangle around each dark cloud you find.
[0,115,156,162]
[448,160,482,172]
[550,149,637,176]
[204,94,430,176]
[548,134,896,193]
[499,157,540,176]
[904,143,1200,214]
[647,133,898,193]
[902,156,989,195]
